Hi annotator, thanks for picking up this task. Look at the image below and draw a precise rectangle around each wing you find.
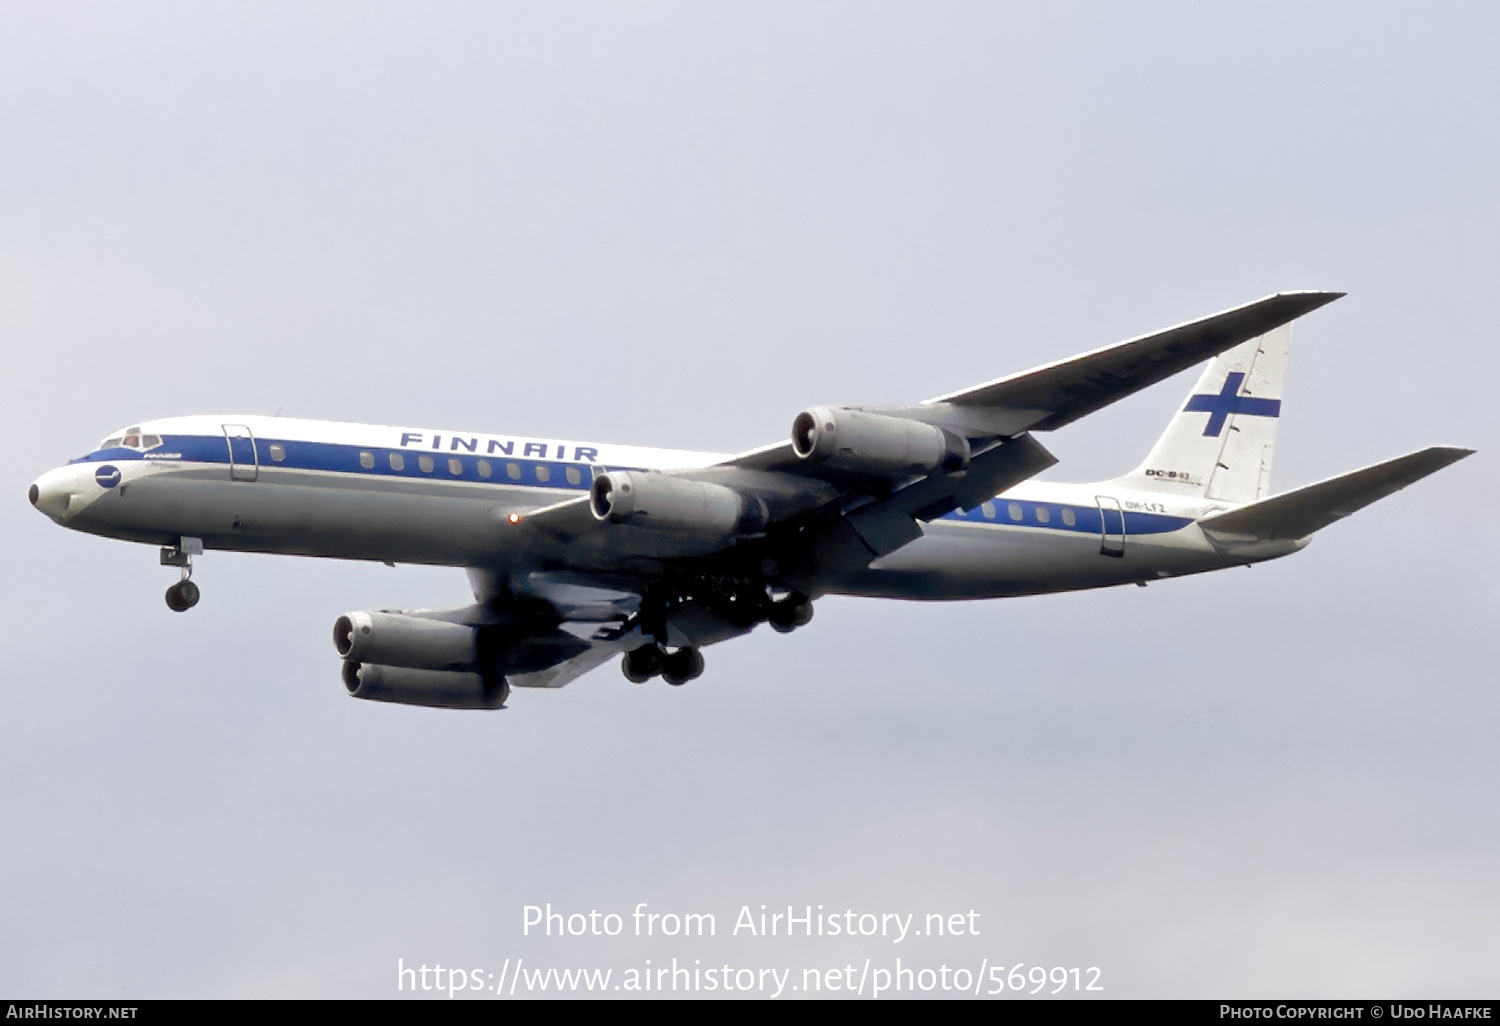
[475,291,1347,686]
[505,624,646,689]
[919,290,1344,433]
[510,291,1344,572]
[715,292,1342,473]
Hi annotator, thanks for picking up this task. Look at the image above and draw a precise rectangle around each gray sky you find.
[1,1,1495,999]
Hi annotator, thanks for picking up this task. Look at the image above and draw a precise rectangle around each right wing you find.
[920,291,1344,434]
[464,291,1356,688]
[508,292,1345,576]
[719,291,1343,472]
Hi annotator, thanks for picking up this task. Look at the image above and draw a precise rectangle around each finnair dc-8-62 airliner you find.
[29,292,1472,710]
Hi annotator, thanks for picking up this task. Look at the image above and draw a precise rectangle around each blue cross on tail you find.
[1182,372,1282,437]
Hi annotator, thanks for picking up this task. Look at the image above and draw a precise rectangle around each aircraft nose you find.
[30,470,74,519]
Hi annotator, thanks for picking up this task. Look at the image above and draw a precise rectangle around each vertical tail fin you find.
[1113,324,1290,504]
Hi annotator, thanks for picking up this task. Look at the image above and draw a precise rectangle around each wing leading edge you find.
[918,290,1343,433]
[717,291,1344,475]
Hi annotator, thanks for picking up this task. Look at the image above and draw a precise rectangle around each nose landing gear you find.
[160,537,203,612]
[165,579,200,612]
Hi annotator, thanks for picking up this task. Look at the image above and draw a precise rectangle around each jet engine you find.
[341,661,509,710]
[589,472,766,536]
[791,407,969,477]
[332,609,593,710]
[333,610,477,670]
[334,610,503,709]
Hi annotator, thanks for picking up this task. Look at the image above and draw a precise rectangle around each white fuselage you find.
[30,414,1301,603]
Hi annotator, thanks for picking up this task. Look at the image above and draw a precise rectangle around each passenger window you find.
[1036,506,1050,524]
[448,458,463,475]
[269,444,286,462]
[536,465,551,483]
[1061,508,1076,527]
[566,466,582,485]
[359,451,375,469]
[506,463,521,480]
[981,501,996,520]
[418,456,434,473]
[477,460,492,479]
[389,453,405,471]
[1008,502,1023,521]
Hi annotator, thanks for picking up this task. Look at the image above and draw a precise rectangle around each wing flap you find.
[799,433,1059,582]
[1198,446,1474,542]
[506,627,641,689]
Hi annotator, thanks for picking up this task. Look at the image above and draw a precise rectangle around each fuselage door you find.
[223,424,259,482]
[1095,495,1125,558]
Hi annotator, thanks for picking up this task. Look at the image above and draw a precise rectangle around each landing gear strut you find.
[161,537,203,612]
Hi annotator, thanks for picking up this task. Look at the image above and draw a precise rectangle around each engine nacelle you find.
[589,471,764,535]
[791,407,968,477]
[342,661,508,710]
[333,610,478,670]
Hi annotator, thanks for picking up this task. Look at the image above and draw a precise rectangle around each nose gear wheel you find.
[160,539,203,612]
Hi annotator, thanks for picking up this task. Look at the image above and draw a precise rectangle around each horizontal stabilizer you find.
[1198,446,1474,542]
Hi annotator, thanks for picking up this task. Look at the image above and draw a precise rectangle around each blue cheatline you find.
[75,434,613,493]
[942,501,1192,537]
[69,434,1198,535]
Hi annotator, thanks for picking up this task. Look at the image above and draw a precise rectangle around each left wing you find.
[505,625,645,689]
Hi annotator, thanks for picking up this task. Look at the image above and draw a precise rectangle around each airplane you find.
[28,291,1473,710]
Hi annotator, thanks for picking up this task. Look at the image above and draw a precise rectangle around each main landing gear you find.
[767,591,814,634]
[616,584,816,686]
[160,537,203,612]
[621,643,705,686]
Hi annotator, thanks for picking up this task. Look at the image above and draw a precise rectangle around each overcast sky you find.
[1,1,1495,999]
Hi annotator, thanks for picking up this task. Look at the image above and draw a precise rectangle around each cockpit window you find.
[101,426,162,451]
